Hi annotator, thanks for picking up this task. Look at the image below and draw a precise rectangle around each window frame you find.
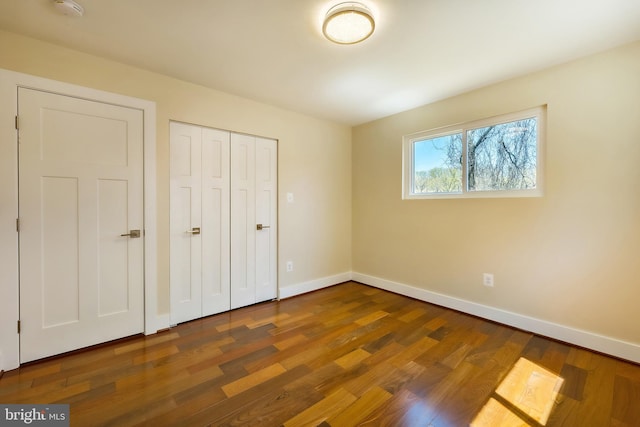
[402,106,546,199]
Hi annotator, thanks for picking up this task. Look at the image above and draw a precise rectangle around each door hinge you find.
[16,218,20,232]
[17,320,21,334]
[15,115,19,130]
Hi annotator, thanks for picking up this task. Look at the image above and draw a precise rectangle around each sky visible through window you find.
[414,134,459,172]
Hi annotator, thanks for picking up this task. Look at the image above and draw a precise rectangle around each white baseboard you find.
[352,272,640,364]
[278,272,352,299]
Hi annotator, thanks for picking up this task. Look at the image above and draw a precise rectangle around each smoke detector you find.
[53,0,84,17]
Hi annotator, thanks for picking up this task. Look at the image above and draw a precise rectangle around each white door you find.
[170,122,230,324]
[201,128,232,315]
[255,137,278,302]
[231,133,278,309]
[170,126,277,319]
[18,88,144,363]
[230,133,256,309]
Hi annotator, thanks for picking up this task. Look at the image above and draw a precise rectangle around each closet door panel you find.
[201,128,230,316]
[170,122,202,324]
[255,137,278,302]
[230,133,256,310]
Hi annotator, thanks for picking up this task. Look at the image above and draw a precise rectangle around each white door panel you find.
[170,123,230,323]
[201,128,231,316]
[98,179,131,316]
[170,123,202,324]
[230,133,256,310]
[40,177,80,328]
[19,88,144,363]
[255,137,278,302]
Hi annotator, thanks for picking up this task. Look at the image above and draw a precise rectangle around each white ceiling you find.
[1,0,639,125]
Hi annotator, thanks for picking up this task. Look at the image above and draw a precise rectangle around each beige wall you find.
[353,41,640,346]
[2,27,638,364]
[0,29,352,315]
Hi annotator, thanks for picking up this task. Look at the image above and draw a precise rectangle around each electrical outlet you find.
[286,192,294,203]
[286,261,294,272]
[483,273,494,287]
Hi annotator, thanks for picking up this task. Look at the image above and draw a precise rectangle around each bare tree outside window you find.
[408,111,541,198]
[467,119,537,191]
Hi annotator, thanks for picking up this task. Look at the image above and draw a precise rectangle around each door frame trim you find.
[0,68,158,371]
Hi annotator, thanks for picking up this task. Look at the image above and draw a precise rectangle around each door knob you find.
[120,229,141,238]
[186,227,201,235]
[256,224,270,230]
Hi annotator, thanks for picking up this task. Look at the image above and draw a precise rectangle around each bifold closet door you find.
[230,133,278,309]
[254,137,278,303]
[170,122,230,324]
[171,123,277,322]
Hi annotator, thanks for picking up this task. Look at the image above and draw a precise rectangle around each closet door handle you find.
[120,229,141,238]
[186,227,201,235]
[256,224,270,231]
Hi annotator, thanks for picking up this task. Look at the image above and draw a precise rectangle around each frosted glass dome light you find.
[322,2,375,44]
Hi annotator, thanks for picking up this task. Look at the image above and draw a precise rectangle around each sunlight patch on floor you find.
[471,357,564,426]
[471,398,530,426]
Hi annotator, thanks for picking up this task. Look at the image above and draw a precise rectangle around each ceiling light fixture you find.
[322,2,375,45]
[52,0,84,17]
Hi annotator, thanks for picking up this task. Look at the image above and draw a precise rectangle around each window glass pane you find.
[413,134,462,193]
[466,118,537,191]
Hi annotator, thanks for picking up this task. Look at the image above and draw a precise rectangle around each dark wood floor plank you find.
[547,394,582,427]
[431,356,516,426]
[358,387,434,427]
[327,385,393,426]
[0,281,637,426]
[282,387,356,427]
[612,374,640,425]
[560,363,588,401]
[574,353,617,426]
[186,365,312,426]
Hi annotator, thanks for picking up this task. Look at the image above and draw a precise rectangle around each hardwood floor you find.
[1,281,639,426]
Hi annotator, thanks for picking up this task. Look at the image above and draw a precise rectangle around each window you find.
[402,107,545,199]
